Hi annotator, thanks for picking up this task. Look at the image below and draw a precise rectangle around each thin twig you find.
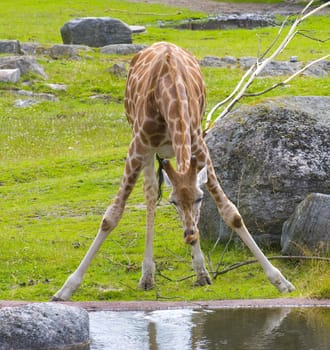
[156,268,196,282]
[156,269,174,281]
[213,255,330,279]
[244,54,330,97]
[259,16,289,60]
[297,30,330,43]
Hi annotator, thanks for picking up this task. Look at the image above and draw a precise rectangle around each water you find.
[89,307,330,350]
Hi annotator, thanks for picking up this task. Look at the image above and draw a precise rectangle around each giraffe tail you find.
[156,153,164,202]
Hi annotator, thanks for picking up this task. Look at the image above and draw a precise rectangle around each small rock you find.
[200,56,227,68]
[46,83,67,91]
[0,68,20,83]
[108,62,127,77]
[101,43,147,55]
[281,193,330,255]
[259,60,300,76]
[0,40,21,54]
[222,56,237,65]
[21,42,41,55]
[129,25,146,33]
[239,56,257,70]
[200,56,237,68]
[14,99,39,108]
[0,56,47,78]
[49,44,91,59]
[16,90,58,101]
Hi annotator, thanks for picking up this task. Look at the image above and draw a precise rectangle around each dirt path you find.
[1,298,330,311]
[128,0,325,15]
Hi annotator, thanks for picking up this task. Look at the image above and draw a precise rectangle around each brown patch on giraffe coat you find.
[232,214,243,228]
[101,218,111,231]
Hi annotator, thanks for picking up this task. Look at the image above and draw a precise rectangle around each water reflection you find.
[89,307,330,350]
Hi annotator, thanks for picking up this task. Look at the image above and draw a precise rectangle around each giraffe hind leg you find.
[139,156,158,290]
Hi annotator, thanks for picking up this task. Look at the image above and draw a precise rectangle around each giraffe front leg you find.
[209,181,295,293]
[191,238,212,286]
[200,144,295,293]
[52,139,144,301]
[52,206,122,301]
[236,223,295,293]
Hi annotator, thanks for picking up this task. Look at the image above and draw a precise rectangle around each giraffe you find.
[52,42,294,301]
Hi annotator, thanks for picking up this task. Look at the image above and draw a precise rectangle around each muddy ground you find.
[1,298,330,310]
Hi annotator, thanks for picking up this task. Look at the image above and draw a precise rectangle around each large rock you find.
[0,303,89,350]
[61,17,132,47]
[281,193,330,255]
[199,96,330,247]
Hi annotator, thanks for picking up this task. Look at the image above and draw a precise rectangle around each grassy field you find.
[0,0,329,301]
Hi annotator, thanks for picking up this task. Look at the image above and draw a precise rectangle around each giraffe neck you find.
[156,50,192,172]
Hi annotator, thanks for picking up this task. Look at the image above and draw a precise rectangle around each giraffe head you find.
[162,156,208,245]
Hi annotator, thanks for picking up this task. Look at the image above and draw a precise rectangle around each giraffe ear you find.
[197,166,208,187]
[162,169,173,188]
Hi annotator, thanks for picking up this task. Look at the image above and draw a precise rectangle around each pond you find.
[89,307,330,350]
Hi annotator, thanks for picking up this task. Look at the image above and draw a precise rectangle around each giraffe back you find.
[124,42,206,169]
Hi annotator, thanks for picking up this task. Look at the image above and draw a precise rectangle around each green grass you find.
[0,0,329,301]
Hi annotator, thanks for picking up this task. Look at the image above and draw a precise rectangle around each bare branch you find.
[259,16,290,60]
[204,64,255,131]
[244,54,330,97]
[204,0,330,134]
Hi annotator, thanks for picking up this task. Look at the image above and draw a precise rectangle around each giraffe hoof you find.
[139,275,155,290]
[50,296,64,302]
[194,273,212,287]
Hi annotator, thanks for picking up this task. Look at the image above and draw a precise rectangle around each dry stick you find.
[244,54,330,97]
[297,30,330,43]
[213,255,330,279]
[205,16,288,129]
[158,255,330,283]
[204,0,330,133]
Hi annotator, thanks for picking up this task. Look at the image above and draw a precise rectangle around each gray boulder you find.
[199,96,330,247]
[281,193,330,255]
[0,303,89,350]
[0,56,47,78]
[0,40,21,54]
[61,17,132,47]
